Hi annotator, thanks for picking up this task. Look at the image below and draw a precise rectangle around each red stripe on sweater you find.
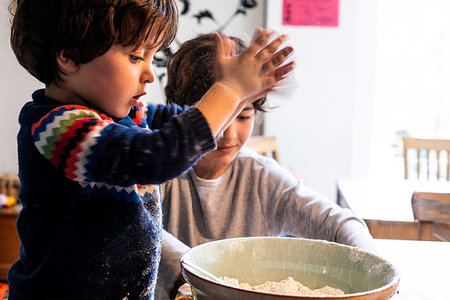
[32,105,113,135]
[49,118,96,167]
[64,120,110,180]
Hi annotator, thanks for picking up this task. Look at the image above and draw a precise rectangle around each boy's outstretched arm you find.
[194,28,295,138]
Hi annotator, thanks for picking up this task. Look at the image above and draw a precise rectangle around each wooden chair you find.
[403,137,450,181]
[411,191,450,241]
[246,135,280,163]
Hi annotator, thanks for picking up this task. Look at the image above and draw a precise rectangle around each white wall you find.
[264,0,376,201]
[0,1,42,174]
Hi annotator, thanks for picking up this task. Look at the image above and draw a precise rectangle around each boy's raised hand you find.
[215,28,295,102]
[194,29,295,138]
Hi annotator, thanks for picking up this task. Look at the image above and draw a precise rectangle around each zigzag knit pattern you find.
[31,104,146,200]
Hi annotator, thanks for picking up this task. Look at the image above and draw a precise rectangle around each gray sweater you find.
[156,147,375,298]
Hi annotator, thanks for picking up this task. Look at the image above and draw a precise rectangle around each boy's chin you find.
[113,107,133,119]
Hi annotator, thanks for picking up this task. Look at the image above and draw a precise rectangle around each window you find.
[369,0,450,178]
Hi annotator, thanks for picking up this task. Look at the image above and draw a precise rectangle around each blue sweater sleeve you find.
[146,103,190,130]
[31,104,214,186]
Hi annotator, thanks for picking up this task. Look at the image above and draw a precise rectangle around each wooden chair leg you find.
[417,222,423,240]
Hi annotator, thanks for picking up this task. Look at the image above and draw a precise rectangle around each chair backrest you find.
[246,135,280,163]
[403,137,450,181]
[411,191,450,241]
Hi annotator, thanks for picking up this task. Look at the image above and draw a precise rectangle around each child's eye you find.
[237,116,251,121]
[130,55,144,63]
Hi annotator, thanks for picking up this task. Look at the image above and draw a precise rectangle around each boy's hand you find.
[215,28,295,101]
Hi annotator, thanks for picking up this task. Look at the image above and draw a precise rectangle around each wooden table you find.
[375,239,450,300]
[337,178,450,240]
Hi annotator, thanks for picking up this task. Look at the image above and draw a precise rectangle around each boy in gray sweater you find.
[157,34,375,299]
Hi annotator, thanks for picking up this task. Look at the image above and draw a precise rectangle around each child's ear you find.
[56,51,79,73]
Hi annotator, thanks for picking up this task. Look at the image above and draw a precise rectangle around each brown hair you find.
[9,0,178,85]
[165,33,266,112]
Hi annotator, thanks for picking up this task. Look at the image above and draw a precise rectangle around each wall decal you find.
[151,0,264,97]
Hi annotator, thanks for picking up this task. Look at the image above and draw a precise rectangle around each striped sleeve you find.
[31,104,216,186]
[31,105,115,182]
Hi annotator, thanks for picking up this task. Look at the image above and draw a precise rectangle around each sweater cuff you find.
[337,219,378,254]
[185,107,216,154]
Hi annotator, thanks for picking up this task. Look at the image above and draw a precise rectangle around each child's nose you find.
[223,121,238,139]
[141,63,155,84]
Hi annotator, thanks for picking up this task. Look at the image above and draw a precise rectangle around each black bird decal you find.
[178,0,190,15]
[218,1,259,31]
[193,10,216,24]
[236,9,246,16]
[153,48,173,68]
[241,0,257,9]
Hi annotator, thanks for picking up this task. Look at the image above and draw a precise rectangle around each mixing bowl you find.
[180,237,399,300]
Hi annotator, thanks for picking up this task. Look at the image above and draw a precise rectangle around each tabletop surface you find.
[0,204,21,217]
[374,238,450,300]
[337,178,450,221]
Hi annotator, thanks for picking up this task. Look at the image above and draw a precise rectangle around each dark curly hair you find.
[9,0,178,85]
[165,33,266,112]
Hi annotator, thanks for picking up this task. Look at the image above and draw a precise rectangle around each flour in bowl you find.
[221,276,345,296]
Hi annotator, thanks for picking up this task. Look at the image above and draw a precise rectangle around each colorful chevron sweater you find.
[8,89,215,300]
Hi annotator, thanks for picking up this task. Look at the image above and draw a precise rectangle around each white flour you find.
[221,276,345,296]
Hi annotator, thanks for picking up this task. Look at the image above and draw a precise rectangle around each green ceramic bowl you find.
[181,237,399,300]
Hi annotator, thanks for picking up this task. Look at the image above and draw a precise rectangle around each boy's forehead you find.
[141,29,169,50]
[127,16,174,52]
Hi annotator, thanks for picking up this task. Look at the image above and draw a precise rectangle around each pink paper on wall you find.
[283,0,339,27]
